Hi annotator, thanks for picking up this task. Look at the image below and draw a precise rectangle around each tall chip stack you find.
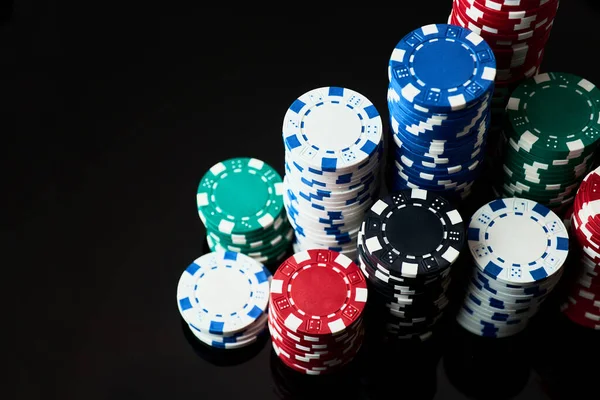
[268,249,367,375]
[387,23,496,203]
[560,167,600,329]
[449,0,560,148]
[497,72,600,211]
[457,197,569,338]
[357,189,465,342]
[197,157,293,266]
[282,86,383,262]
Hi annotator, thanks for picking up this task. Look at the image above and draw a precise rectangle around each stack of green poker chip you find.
[197,157,293,266]
[498,72,600,211]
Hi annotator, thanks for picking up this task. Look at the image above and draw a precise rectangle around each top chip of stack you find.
[176,250,272,349]
[561,167,600,329]
[387,23,496,203]
[282,86,384,261]
[357,189,465,342]
[450,0,560,112]
[456,197,569,338]
[197,157,293,266]
[498,72,600,211]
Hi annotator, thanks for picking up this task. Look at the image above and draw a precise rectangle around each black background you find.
[9,1,600,399]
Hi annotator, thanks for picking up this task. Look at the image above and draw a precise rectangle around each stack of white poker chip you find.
[176,250,272,350]
[282,86,384,261]
[457,197,569,338]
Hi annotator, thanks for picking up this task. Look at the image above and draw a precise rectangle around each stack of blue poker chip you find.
[387,23,496,202]
[282,86,384,261]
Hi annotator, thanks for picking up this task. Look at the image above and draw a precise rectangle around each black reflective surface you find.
[10,2,600,399]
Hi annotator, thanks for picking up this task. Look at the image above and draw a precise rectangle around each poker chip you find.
[561,167,600,329]
[457,197,569,337]
[268,249,368,375]
[197,157,293,265]
[176,250,272,349]
[387,23,496,202]
[449,0,560,109]
[496,72,600,210]
[357,189,465,341]
[282,86,384,261]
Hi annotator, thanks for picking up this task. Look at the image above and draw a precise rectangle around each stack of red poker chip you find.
[561,166,600,329]
[449,0,560,126]
[268,249,368,375]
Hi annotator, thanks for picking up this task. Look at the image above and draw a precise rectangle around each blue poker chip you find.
[388,23,496,113]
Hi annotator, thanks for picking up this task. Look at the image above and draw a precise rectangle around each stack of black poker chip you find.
[357,189,466,342]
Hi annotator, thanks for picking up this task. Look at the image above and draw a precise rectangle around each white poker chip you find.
[176,250,270,336]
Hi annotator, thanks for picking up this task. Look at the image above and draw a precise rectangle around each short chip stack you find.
[268,249,368,375]
[176,250,271,349]
[498,73,600,211]
[449,0,560,113]
[357,189,465,341]
[197,157,293,266]
[387,23,496,202]
[561,167,600,329]
[457,197,569,338]
[282,86,383,262]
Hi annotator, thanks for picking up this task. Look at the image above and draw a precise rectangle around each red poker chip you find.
[470,0,557,12]
[453,0,559,34]
[269,249,368,336]
[268,249,368,374]
[457,0,559,24]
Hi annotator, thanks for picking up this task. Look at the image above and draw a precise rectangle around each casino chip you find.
[282,86,383,262]
[496,73,600,211]
[176,250,271,349]
[387,23,496,202]
[449,0,560,112]
[357,189,465,341]
[197,157,293,265]
[561,167,600,329]
[457,197,569,338]
[268,249,368,375]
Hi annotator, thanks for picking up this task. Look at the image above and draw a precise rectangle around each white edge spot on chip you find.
[274,181,283,196]
[210,162,226,175]
[390,48,406,63]
[270,278,284,294]
[258,213,274,228]
[481,66,496,81]
[371,199,388,215]
[401,83,420,103]
[449,94,466,111]
[401,262,418,277]
[533,73,550,84]
[284,313,303,332]
[374,269,389,283]
[446,209,463,225]
[248,158,264,170]
[365,237,383,253]
[355,287,368,303]
[328,318,346,334]
[196,192,209,206]
[578,78,595,92]
[441,246,460,263]
[411,188,427,200]
[218,219,234,234]
[421,24,439,35]
[293,251,311,263]
[465,31,484,46]
[334,253,352,269]
[522,131,539,146]
[506,97,520,111]
[566,139,585,152]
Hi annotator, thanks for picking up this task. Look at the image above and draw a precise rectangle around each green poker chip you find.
[505,72,600,159]
[197,157,284,236]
